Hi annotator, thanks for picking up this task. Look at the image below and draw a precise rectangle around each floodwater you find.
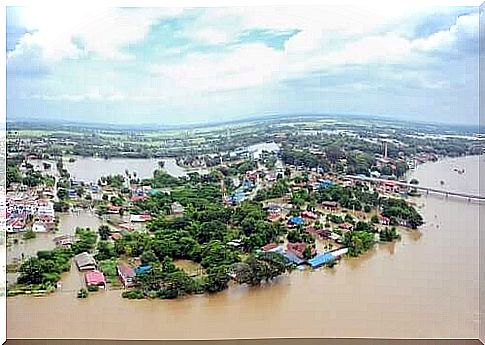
[6,210,102,267]
[64,157,207,183]
[7,155,481,339]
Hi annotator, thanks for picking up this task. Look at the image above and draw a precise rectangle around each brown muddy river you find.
[7,155,481,339]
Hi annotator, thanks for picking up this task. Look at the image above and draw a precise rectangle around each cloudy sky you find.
[6,5,479,125]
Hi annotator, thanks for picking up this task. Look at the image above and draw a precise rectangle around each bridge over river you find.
[345,175,484,201]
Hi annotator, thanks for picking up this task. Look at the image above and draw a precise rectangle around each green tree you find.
[98,225,112,241]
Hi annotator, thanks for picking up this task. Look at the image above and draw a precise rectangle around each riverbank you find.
[7,155,479,339]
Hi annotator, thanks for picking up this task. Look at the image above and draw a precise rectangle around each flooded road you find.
[7,155,480,339]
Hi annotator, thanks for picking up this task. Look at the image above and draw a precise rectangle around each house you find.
[171,202,185,216]
[68,189,77,198]
[130,214,152,222]
[307,253,335,269]
[329,247,348,258]
[320,201,338,212]
[38,215,55,231]
[134,265,152,275]
[319,179,334,189]
[288,216,305,226]
[118,223,134,231]
[379,215,391,225]
[7,218,25,233]
[32,221,47,233]
[85,270,106,289]
[130,195,147,202]
[74,252,96,271]
[267,213,282,222]
[53,234,74,248]
[37,199,55,217]
[370,171,381,178]
[339,223,353,232]
[301,210,318,220]
[261,243,279,252]
[107,205,122,214]
[265,203,282,214]
[283,251,306,265]
[287,242,316,259]
[117,263,136,288]
[227,239,243,248]
[111,233,123,240]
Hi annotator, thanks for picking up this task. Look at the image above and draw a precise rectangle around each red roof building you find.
[379,215,391,225]
[302,211,318,220]
[286,242,316,259]
[339,223,353,231]
[107,205,122,214]
[117,263,135,288]
[130,195,147,202]
[111,233,123,240]
[85,270,106,288]
[261,243,278,252]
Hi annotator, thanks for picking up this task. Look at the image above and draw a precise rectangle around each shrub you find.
[122,290,145,299]
[77,288,89,298]
[87,285,99,292]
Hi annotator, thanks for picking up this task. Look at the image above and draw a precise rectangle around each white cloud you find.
[28,88,125,102]
[8,7,185,63]
[9,7,478,106]
[412,12,478,53]
[152,43,286,92]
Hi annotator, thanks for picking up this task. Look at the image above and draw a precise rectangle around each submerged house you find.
[307,253,335,269]
[85,270,106,289]
[74,252,96,271]
[53,234,74,248]
[117,263,136,288]
[283,251,306,265]
[286,242,316,260]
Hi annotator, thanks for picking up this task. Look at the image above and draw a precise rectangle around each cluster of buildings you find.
[260,242,348,269]
[226,176,256,205]
[6,193,56,233]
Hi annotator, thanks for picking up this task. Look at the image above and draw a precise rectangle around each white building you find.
[37,200,55,218]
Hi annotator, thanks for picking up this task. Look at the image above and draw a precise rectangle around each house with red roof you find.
[301,210,318,220]
[286,242,316,259]
[320,201,338,212]
[261,243,279,252]
[85,270,106,288]
[378,215,391,225]
[339,223,353,232]
[117,263,136,288]
[111,233,123,240]
[107,205,122,214]
[130,195,147,202]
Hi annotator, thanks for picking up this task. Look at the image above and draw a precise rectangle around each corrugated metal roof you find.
[307,253,335,268]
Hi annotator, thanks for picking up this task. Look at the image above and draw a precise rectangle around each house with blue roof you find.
[319,179,334,189]
[283,251,305,265]
[307,253,335,269]
[68,189,77,198]
[134,265,152,275]
[288,216,305,226]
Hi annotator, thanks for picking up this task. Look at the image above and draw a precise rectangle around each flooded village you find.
[5,117,484,339]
